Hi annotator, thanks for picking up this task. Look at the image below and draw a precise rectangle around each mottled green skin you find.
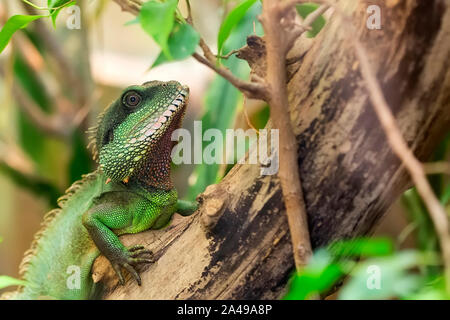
[6,81,197,300]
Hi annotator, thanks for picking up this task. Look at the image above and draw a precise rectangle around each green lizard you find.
[2,80,197,300]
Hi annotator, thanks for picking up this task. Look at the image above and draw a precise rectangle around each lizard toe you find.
[123,263,141,286]
[131,257,154,265]
[130,249,153,258]
[127,245,145,252]
[111,262,125,286]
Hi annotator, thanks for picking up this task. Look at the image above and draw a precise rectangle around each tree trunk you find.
[95,0,450,299]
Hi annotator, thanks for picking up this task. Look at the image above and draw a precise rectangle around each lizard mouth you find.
[140,85,189,138]
[126,84,189,144]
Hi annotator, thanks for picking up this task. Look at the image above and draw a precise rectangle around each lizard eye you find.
[123,91,142,108]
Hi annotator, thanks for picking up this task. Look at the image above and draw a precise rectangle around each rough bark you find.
[94,0,450,299]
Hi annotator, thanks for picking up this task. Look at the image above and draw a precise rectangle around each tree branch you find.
[112,0,142,16]
[353,37,450,292]
[286,4,330,49]
[260,0,316,269]
[423,162,450,176]
[192,52,267,99]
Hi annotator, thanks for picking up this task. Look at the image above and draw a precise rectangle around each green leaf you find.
[339,251,424,300]
[139,0,178,59]
[329,237,394,258]
[296,3,326,38]
[284,250,344,300]
[0,276,27,290]
[152,23,200,68]
[0,15,45,53]
[125,17,140,26]
[48,0,74,27]
[409,276,449,300]
[217,0,257,57]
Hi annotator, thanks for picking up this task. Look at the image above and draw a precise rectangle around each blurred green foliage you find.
[139,0,179,58]
[0,0,93,208]
[152,22,200,68]
[284,238,446,300]
[0,1,75,53]
[0,275,27,290]
[285,132,450,300]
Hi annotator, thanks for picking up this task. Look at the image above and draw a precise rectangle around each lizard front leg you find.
[82,191,156,285]
[176,199,199,216]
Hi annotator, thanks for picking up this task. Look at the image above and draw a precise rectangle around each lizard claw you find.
[111,245,155,286]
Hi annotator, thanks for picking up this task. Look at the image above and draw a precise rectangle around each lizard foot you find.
[110,245,154,286]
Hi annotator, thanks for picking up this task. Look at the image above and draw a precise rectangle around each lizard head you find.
[92,80,189,188]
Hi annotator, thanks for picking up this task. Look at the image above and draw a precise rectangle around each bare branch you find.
[423,162,450,176]
[112,0,141,15]
[192,53,267,100]
[353,35,450,294]
[286,4,330,49]
[260,0,315,270]
[198,38,217,63]
[185,0,193,24]
[217,49,240,60]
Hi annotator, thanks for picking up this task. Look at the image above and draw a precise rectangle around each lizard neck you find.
[136,129,174,191]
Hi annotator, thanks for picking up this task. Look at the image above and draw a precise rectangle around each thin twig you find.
[286,4,329,50]
[112,0,141,15]
[21,0,76,11]
[185,0,193,24]
[259,0,332,270]
[353,34,450,294]
[423,162,450,176]
[217,49,240,60]
[192,53,267,99]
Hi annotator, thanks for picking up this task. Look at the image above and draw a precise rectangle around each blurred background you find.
[0,0,448,299]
